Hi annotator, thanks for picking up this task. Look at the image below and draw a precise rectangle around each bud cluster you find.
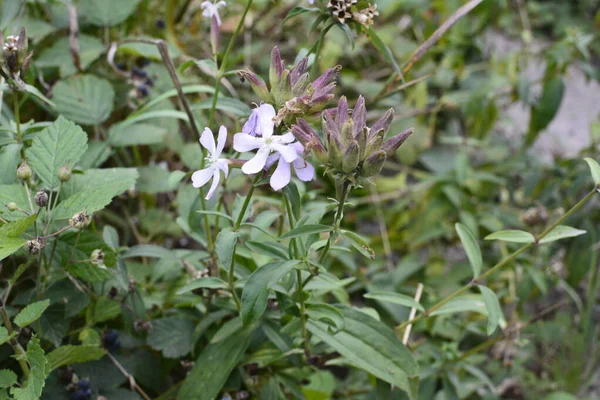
[327,0,379,28]
[238,47,340,125]
[292,96,412,183]
[0,28,33,90]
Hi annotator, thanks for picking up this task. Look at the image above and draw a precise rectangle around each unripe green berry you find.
[7,202,17,211]
[58,165,72,182]
[16,162,32,180]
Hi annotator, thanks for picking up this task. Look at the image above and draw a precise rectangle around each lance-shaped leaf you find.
[455,223,483,277]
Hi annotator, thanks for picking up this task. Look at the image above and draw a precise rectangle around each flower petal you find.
[215,159,229,178]
[191,167,214,188]
[271,143,299,163]
[205,170,221,200]
[216,125,227,156]
[242,111,259,136]
[256,104,276,139]
[293,158,315,182]
[270,159,291,191]
[233,133,264,152]
[200,127,216,155]
[264,153,280,170]
[242,146,270,174]
[276,132,296,144]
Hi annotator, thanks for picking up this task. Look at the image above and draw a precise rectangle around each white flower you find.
[192,126,229,200]
[265,142,315,190]
[242,103,276,137]
[201,0,227,26]
[233,104,299,180]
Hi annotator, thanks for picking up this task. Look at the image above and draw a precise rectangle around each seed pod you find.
[342,141,360,173]
[362,150,387,177]
[26,239,43,255]
[34,191,48,208]
[16,162,32,180]
[58,164,72,182]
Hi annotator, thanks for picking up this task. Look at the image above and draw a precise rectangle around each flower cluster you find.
[0,28,33,90]
[238,47,340,125]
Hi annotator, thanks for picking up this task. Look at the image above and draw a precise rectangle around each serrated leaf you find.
[14,300,50,328]
[539,225,586,244]
[455,223,483,277]
[0,215,37,238]
[25,116,88,189]
[0,236,25,262]
[305,303,345,332]
[341,230,375,259]
[0,327,16,346]
[477,285,503,335]
[108,123,167,147]
[177,325,254,400]
[0,370,17,388]
[79,0,140,26]
[53,75,115,125]
[10,338,50,400]
[216,229,242,270]
[36,35,104,77]
[0,143,21,184]
[584,158,600,186]
[241,260,301,326]
[279,224,333,240]
[61,168,139,199]
[364,292,425,312]
[147,317,196,359]
[307,307,418,399]
[94,297,121,323]
[485,230,535,243]
[177,277,228,294]
[47,345,106,371]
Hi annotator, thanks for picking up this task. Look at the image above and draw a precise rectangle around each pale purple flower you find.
[201,0,227,26]
[307,0,314,4]
[242,103,275,137]
[265,142,315,190]
[192,126,229,200]
[233,104,299,181]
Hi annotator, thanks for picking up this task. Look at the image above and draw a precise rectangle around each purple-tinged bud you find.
[381,128,414,157]
[269,47,285,89]
[291,72,310,97]
[237,70,271,102]
[322,110,341,146]
[336,96,349,125]
[352,95,367,136]
[310,93,335,111]
[356,127,368,161]
[289,57,308,86]
[362,150,387,177]
[312,82,337,102]
[312,65,341,91]
[292,119,327,162]
[370,108,394,139]
[16,27,28,65]
[327,132,344,170]
[342,141,360,173]
[210,15,220,56]
[365,129,384,156]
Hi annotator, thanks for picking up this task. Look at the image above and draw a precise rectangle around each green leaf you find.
[0,143,21,184]
[241,260,301,326]
[279,224,333,240]
[245,241,289,260]
[177,277,228,294]
[46,345,106,371]
[341,230,375,259]
[364,292,425,312]
[283,181,302,221]
[0,370,17,388]
[429,295,488,317]
[455,223,483,277]
[193,97,252,116]
[93,297,121,323]
[307,307,418,399]
[53,75,115,125]
[14,300,50,328]
[216,229,242,270]
[25,116,88,189]
[584,158,600,186]
[36,35,104,78]
[0,327,16,346]
[366,27,403,78]
[177,326,254,400]
[0,237,25,262]
[10,338,50,400]
[147,316,197,359]
[0,215,37,238]
[485,230,536,243]
[79,0,140,26]
[526,76,565,146]
[477,285,503,335]
[283,6,319,23]
[305,303,345,332]
[539,225,586,244]
[196,210,234,223]
[108,123,166,147]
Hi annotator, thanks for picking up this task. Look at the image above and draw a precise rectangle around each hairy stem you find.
[395,188,598,333]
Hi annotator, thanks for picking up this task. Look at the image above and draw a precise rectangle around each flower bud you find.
[7,202,17,211]
[312,65,341,91]
[26,239,45,255]
[90,249,105,266]
[369,109,394,139]
[362,150,387,177]
[342,141,360,173]
[352,96,367,136]
[34,191,48,208]
[365,129,384,157]
[237,70,271,102]
[69,211,91,229]
[16,28,28,67]
[327,131,344,170]
[210,14,220,56]
[16,162,32,180]
[340,119,354,148]
[356,127,368,161]
[291,72,310,97]
[269,47,285,91]
[58,164,72,182]
[381,128,414,157]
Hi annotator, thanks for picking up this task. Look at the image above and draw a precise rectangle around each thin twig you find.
[402,283,424,345]
[106,352,152,400]
[67,3,82,71]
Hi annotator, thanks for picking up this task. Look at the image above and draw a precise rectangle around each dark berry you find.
[116,62,126,71]
[77,379,90,390]
[71,388,91,400]
[103,329,120,351]
[155,19,165,29]
[138,86,150,97]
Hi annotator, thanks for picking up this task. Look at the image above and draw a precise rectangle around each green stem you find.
[13,92,22,142]
[233,176,259,231]
[228,242,241,311]
[318,181,350,263]
[0,305,29,378]
[207,0,254,129]
[394,188,598,333]
[310,24,332,80]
